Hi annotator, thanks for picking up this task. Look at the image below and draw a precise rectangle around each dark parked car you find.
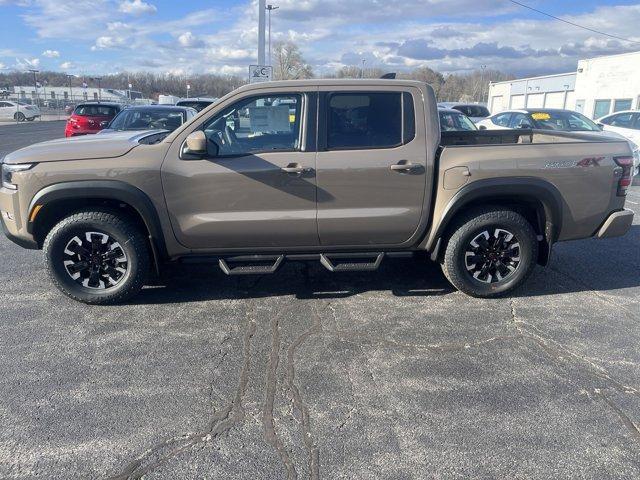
[100,105,197,133]
[175,98,218,112]
[438,107,478,132]
[438,102,490,122]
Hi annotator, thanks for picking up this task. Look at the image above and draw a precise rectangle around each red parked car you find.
[64,103,122,137]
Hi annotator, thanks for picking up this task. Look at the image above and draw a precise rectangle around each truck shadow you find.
[134,226,640,305]
[135,256,455,304]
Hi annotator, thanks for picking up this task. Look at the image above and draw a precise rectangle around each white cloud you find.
[118,0,157,16]
[0,63,5,70]
[178,32,203,48]
[41,49,60,58]
[59,61,74,70]
[92,36,127,50]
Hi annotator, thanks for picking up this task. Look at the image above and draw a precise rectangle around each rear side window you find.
[75,105,118,116]
[327,92,403,150]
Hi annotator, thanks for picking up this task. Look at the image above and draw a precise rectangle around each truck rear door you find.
[315,86,430,246]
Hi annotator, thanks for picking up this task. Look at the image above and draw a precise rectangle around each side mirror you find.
[100,120,110,128]
[479,125,487,130]
[519,123,532,129]
[597,123,605,131]
[185,131,207,155]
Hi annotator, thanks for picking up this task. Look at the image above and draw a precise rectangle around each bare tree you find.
[273,41,313,80]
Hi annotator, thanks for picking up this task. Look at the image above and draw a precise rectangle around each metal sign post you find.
[249,65,273,84]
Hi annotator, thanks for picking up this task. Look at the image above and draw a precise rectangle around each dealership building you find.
[487,50,640,119]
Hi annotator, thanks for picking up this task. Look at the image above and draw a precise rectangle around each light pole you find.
[361,59,366,78]
[28,69,39,106]
[66,74,74,103]
[92,77,102,102]
[478,65,487,103]
[266,4,279,66]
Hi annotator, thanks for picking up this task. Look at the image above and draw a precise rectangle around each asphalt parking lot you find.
[1,124,640,479]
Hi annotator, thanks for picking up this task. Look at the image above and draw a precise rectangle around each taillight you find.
[614,156,633,197]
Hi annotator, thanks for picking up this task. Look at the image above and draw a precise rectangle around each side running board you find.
[219,255,285,276]
[320,253,385,272]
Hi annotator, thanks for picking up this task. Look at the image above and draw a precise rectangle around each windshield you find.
[439,111,478,132]
[108,109,185,131]
[529,111,600,132]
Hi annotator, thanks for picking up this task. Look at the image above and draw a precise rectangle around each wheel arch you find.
[427,178,564,266]
[28,180,168,269]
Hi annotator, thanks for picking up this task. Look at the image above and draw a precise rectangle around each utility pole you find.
[66,74,74,103]
[28,69,39,106]
[258,0,266,65]
[361,59,366,78]
[266,4,279,66]
[92,77,102,102]
[479,65,487,103]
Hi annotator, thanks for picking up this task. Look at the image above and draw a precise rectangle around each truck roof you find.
[234,79,427,93]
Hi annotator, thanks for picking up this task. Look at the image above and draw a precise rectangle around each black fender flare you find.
[427,177,565,266]
[28,180,168,261]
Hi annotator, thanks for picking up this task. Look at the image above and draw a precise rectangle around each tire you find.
[14,112,25,122]
[43,210,150,305]
[27,117,35,121]
[441,207,538,298]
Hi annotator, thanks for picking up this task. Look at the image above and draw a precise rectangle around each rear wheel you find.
[27,116,35,121]
[441,207,538,298]
[43,210,150,305]
[14,112,25,122]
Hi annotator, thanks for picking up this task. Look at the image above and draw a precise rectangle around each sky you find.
[0,0,639,78]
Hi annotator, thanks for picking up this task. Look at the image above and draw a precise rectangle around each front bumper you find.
[595,209,635,239]
[0,187,38,249]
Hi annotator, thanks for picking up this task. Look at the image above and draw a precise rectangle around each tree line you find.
[0,41,513,103]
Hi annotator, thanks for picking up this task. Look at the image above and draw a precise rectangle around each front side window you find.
[510,113,532,129]
[327,92,402,150]
[203,94,302,157]
[605,113,635,128]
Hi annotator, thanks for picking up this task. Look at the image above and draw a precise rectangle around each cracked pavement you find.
[1,123,640,479]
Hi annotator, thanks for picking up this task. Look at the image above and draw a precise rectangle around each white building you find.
[487,50,640,119]
[12,86,146,103]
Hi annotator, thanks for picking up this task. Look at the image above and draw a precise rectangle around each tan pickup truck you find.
[0,79,635,304]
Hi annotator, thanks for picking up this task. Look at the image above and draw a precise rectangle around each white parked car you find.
[0,100,41,122]
[597,110,640,146]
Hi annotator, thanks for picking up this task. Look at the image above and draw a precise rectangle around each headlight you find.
[1,163,35,190]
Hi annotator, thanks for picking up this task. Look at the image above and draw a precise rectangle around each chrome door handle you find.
[281,164,307,174]
[390,162,421,172]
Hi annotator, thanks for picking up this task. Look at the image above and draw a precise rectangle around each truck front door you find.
[315,88,430,246]
[161,90,319,250]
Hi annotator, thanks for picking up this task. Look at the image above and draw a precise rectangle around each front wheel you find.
[14,112,25,122]
[441,207,538,298]
[43,210,150,305]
